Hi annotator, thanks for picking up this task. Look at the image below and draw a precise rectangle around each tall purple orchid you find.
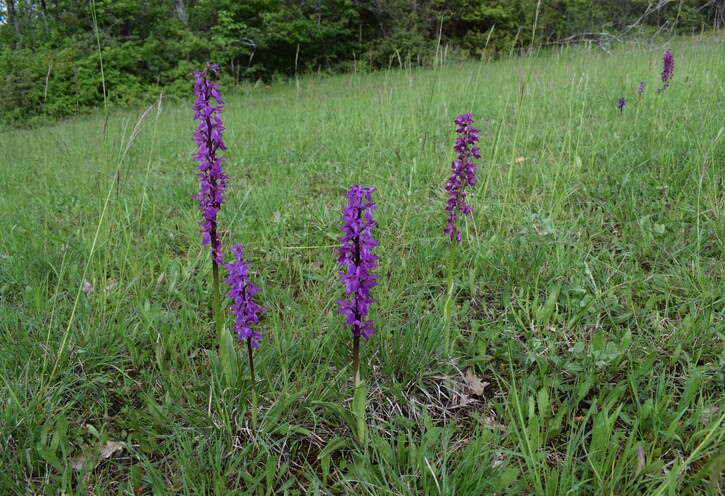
[193,63,228,265]
[617,97,626,112]
[337,185,379,341]
[224,244,263,428]
[337,185,378,443]
[659,49,674,93]
[443,113,480,327]
[444,113,481,243]
[193,63,228,341]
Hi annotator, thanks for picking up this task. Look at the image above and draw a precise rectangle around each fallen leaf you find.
[71,452,89,471]
[100,440,126,459]
[82,280,93,295]
[456,393,475,408]
[483,413,507,432]
[463,368,489,397]
[515,156,528,163]
[71,441,126,472]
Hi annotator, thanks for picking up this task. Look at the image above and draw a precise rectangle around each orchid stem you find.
[444,239,457,353]
[352,334,365,443]
[248,338,258,431]
[212,259,223,342]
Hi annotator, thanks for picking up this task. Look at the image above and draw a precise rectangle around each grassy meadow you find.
[1,34,724,494]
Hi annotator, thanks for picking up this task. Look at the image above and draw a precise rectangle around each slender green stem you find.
[352,334,365,443]
[212,259,223,342]
[443,239,458,354]
[89,0,108,138]
[444,239,457,320]
[247,338,258,431]
[352,334,360,384]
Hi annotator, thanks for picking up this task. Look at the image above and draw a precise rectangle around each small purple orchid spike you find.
[444,113,481,243]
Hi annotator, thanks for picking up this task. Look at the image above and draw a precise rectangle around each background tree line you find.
[0,0,722,126]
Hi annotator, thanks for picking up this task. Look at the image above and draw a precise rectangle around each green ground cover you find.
[1,34,723,494]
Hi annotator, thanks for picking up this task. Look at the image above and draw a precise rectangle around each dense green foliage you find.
[0,0,722,125]
[1,35,723,493]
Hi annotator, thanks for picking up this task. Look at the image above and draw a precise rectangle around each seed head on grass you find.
[225,245,263,348]
[617,97,626,112]
[444,113,480,243]
[658,49,674,93]
[193,63,228,264]
[337,185,379,340]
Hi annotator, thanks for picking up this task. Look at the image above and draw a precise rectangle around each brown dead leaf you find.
[515,156,528,163]
[456,393,475,408]
[463,368,489,397]
[71,440,126,472]
[100,440,126,459]
[71,453,90,471]
[483,413,507,432]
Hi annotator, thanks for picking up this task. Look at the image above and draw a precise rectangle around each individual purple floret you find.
[658,49,674,93]
[193,63,228,264]
[639,82,646,96]
[225,245,263,348]
[337,185,379,340]
[617,97,626,112]
[444,113,481,243]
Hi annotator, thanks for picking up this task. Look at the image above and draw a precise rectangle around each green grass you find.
[1,34,724,495]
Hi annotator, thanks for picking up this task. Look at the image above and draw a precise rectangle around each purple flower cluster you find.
[337,186,379,340]
[638,82,646,96]
[224,245,263,348]
[444,113,480,243]
[617,97,626,112]
[659,49,674,93]
[193,63,228,264]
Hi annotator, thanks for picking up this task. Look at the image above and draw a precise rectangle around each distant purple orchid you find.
[658,49,674,93]
[337,185,379,340]
[444,113,480,243]
[639,82,646,96]
[193,63,228,264]
[617,97,626,112]
[225,244,263,348]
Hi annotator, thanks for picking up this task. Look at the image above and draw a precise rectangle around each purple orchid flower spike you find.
[444,113,481,243]
[658,49,674,93]
[193,63,228,264]
[337,185,379,341]
[224,244,263,348]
